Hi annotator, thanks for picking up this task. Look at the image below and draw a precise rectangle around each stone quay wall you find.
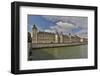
[28,42,87,49]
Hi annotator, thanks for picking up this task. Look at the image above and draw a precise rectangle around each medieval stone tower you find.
[59,32,63,43]
[55,31,59,43]
[69,33,72,42]
[30,24,78,44]
[32,24,38,43]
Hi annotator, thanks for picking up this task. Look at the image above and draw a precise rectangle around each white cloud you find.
[42,15,88,37]
[52,21,75,33]
[56,21,76,29]
[42,15,87,29]
[44,29,55,33]
[44,21,76,35]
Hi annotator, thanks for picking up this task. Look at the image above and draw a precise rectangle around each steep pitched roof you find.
[32,24,37,30]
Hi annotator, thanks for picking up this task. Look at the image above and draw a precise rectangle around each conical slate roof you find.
[32,24,37,30]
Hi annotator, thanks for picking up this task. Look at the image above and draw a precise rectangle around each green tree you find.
[28,32,32,43]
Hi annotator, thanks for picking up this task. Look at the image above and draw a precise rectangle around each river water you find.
[28,44,88,61]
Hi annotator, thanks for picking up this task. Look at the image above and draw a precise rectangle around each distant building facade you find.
[28,24,87,44]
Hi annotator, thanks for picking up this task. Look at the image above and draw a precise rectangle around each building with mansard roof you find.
[28,24,87,44]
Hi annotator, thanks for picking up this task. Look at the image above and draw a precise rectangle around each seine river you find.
[28,44,88,60]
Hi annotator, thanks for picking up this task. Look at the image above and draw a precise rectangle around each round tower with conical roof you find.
[59,32,63,43]
[32,24,38,43]
[55,31,59,43]
[69,33,72,43]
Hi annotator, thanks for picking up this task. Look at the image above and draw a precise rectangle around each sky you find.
[28,15,88,38]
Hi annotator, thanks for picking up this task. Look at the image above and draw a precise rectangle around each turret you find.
[59,32,63,43]
[55,31,59,43]
[69,33,72,43]
[32,24,38,43]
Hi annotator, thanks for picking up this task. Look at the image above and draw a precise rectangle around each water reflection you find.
[28,45,88,61]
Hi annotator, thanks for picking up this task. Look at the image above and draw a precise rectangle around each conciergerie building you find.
[28,24,87,44]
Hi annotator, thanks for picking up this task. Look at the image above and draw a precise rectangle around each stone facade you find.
[29,24,87,44]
